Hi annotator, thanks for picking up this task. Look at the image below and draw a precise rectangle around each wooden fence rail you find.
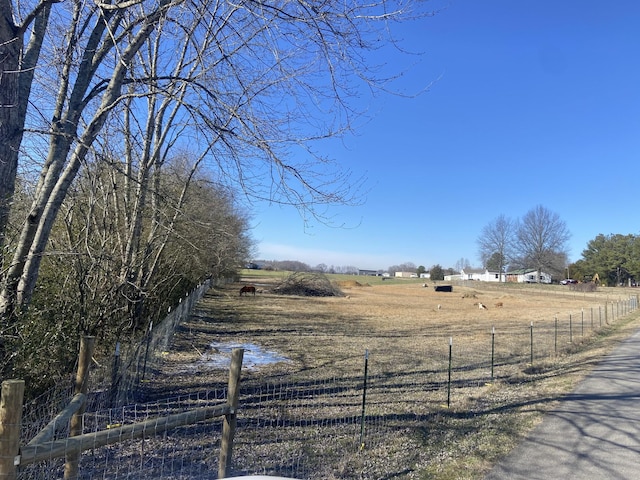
[0,347,244,479]
[25,393,86,447]
[19,403,233,466]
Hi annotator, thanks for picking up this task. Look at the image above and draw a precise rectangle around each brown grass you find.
[144,274,640,479]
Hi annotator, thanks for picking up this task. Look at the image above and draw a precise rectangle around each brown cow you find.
[239,285,256,296]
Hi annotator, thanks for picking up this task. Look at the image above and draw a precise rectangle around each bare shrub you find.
[571,283,598,292]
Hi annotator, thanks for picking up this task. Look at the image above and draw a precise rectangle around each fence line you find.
[11,278,221,477]
[40,277,227,414]
[224,293,640,478]
[2,349,244,480]
[100,278,215,409]
[8,291,640,479]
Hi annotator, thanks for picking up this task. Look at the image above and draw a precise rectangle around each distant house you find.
[395,271,415,278]
[358,269,378,276]
[506,269,552,284]
[460,268,503,282]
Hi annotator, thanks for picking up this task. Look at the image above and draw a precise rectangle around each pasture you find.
[146,271,640,479]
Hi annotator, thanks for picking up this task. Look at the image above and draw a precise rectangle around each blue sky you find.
[251,0,640,271]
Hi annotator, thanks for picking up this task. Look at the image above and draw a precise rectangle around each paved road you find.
[485,329,640,480]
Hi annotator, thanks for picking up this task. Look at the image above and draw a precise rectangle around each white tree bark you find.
[0,0,52,253]
[2,0,425,320]
[1,0,178,315]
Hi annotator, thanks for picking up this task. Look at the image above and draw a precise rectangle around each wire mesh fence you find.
[12,279,222,479]
[18,389,229,480]
[10,291,639,479]
[224,294,639,478]
[92,279,215,409]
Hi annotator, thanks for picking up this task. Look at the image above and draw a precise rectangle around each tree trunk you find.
[0,1,51,320]
[0,12,20,253]
[0,0,174,316]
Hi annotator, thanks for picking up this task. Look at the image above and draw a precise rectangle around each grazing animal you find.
[494,302,503,308]
[437,304,442,310]
[478,302,488,310]
[239,285,256,296]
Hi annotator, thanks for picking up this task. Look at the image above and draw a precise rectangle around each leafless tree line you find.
[477,205,571,279]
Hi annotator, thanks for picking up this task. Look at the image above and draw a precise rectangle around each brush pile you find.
[272,272,343,297]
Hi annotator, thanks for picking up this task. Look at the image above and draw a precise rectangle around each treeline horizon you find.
[249,260,461,277]
[253,228,640,287]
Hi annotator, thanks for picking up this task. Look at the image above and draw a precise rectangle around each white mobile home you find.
[506,269,552,284]
[460,268,503,282]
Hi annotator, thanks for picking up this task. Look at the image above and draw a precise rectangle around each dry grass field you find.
[145,271,640,479]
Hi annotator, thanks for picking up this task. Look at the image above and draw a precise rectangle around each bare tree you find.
[514,205,570,280]
[14,155,251,393]
[0,0,178,319]
[388,262,417,274]
[477,214,515,281]
[0,0,52,253]
[1,0,430,322]
[454,257,471,272]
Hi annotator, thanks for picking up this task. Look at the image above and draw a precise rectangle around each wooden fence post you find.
[0,379,25,480]
[218,348,244,479]
[64,336,95,480]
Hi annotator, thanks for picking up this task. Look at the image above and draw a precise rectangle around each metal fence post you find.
[447,337,452,407]
[359,349,369,448]
[491,327,495,380]
[569,314,572,343]
[530,322,534,366]
[109,342,121,406]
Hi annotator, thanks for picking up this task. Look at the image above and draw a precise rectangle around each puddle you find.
[198,341,290,371]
